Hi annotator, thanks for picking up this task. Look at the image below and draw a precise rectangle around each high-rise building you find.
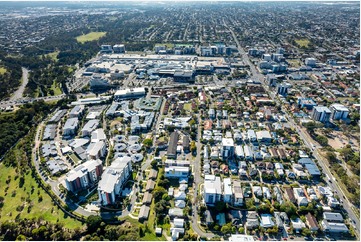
[311,106,331,123]
[330,104,349,120]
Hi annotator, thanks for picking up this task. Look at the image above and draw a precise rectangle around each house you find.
[246,211,259,229]
[285,187,296,203]
[165,166,189,178]
[229,235,255,242]
[280,212,290,225]
[204,175,222,205]
[167,131,179,159]
[256,130,272,143]
[145,180,156,191]
[306,213,319,232]
[168,208,184,218]
[260,214,275,228]
[142,192,153,205]
[294,187,309,206]
[175,200,186,208]
[321,220,349,233]
[174,191,186,200]
[222,138,234,159]
[244,145,254,161]
[183,135,190,152]
[138,205,150,222]
[262,187,272,200]
[223,178,233,203]
[98,156,132,206]
[233,180,244,206]
[292,217,306,231]
[149,169,158,180]
[323,212,344,223]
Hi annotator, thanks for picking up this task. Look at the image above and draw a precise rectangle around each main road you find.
[225,20,360,238]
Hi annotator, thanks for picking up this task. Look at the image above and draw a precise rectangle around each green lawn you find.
[0,163,83,229]
[295,38,310,48]
[183,103,192,111]
[76,32,107,43]
[44,51,60,61]
[50,81,63,96]
[287,59,302,68]
[0,67,7,75]
[155,43,174,49]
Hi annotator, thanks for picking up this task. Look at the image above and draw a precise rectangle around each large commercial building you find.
[203,175,222,205]
[114,88,146,100]
[98,156,132,206]
[65,159,103,193]
[63,118,79,136]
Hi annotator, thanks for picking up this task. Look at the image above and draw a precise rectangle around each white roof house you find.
[260,214,275,228]
[204,175,222,205]
[91,128,106,142]
[223,178,233,203]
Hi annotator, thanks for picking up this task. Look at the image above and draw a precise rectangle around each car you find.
[304,237,313,241]
[290,237,294,240]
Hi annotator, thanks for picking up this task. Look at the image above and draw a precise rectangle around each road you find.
[225,20,360,238]
[190,114,215,239]
[10,67,29,101]
[0,94,66,108]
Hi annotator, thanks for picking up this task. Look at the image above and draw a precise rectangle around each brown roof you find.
[142,192,153,205]
[285,187,296,203]
[149,169,158,180]
[146,180,156,191]
[306,213,319,230]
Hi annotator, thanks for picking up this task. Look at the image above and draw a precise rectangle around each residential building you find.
[298,98,317,110]
[306,213,319,232]
[63,118,79,136]
[65,159,103,193]
[81,119,99,137]
[321,220,349,233]
[98,156,132,206]
[330,104,349,120]
[87,141,106,160]
[305,58,317,67]
[165,166,189,178]
[311,106,331,123]
[167,131,179,159]
[233,180,244,206]
[222,138,234,159]
[204,175,222,205]
[69,105,85,119]
[277,83,289,96]
[223,178,232,203]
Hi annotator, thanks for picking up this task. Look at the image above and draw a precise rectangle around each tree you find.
[151,160,158,169]
[215,201,226,213]
[190,141,197,154]
[315,135,328,146]
[280,202,297,217]
[221,223,232,235]
[142,138,153,148]
[153,187,167,202]
[86,215,102,233]
[301,228,311,237]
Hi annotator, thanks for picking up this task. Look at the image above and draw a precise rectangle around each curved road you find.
[10,67,29,101]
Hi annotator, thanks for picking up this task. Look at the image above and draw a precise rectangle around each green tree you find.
[142,138,153,148]
[86,215,102,233]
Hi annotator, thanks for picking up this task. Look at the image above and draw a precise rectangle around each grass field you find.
[183,103,192,111]
[76,32,107,43]
[287,59,302,68]
[295,38,310,48]
[44,51,60,61]
[0,67,7,75]
[155,43,174,49]
[0,163,83,229]
[50,81,63,96]
[122,216,165,241]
